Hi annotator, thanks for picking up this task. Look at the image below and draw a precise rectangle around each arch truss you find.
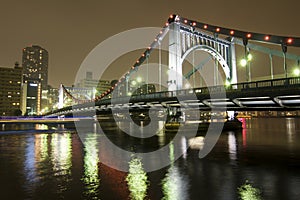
[168,18,237,91]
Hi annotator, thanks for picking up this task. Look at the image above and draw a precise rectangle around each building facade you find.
[0,63,23,116]
[21,79,42,116]
[76,71,111,96]
[22,45,48,90]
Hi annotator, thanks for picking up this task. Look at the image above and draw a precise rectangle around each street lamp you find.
[240,59,247,67]
[293,68,300,76]
[137,77,142,83]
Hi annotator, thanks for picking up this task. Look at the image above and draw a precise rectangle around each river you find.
[0,118,300,200]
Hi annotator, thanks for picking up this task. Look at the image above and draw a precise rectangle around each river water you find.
[0,118,300,200]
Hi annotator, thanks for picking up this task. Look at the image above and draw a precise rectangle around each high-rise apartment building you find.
[22,45,48,90]
[0,63,23,116]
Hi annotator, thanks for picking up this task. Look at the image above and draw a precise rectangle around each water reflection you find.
[82,133,100,198]
[228,132,237,160]
[162,142,189,200]
[126,157,149,200]
[35,134,49,161]
[162,165,189,200]
[1,118,300,199]
[51,133,72,176]
[286,118,296,145]
[24,135,37,192]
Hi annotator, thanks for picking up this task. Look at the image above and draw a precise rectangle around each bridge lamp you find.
[247,53,253,61]
[185,83,191,89]
[136,77,142,83]
[131,80,137,86]
[293,68,300,76]
[240,58,247,67]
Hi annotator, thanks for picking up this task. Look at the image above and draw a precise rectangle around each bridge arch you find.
[168,22,237,91]
[181,45,231,80]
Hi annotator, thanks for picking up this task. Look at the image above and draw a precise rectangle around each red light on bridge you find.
[246,33,252,38]
[203,25,208,29]
[287,38,293,44]
[216,28,220,32]
[230,30,234,35]
[142,53,145,57]
[264,35,270,41]
[169,14,174,19]
[165,22,169,26]
[148,47,151,50]
[184,19,188,23]
[192,22,197,26]
[131,66,135,69]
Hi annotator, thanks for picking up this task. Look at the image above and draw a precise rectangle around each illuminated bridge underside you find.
[48,77,300,117]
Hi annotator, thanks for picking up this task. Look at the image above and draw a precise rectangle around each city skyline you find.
[1,1,300,88]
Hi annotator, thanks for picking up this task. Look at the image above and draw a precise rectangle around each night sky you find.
[1,0,300,87]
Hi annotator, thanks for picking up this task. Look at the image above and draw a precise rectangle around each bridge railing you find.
[111,77,300,102]
[46,77,300,116]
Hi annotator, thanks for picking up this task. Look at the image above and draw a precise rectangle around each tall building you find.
[0,63,23,116]
[21,79,42,116]
[22,45,48,90]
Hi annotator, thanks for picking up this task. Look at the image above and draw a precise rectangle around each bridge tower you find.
[168,17,237,91]
[58,84,64,109]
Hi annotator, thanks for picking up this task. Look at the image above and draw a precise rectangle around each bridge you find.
[46,14,300,117]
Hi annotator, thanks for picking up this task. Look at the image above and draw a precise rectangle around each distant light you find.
[203,25,208,29]
[192,22,196,26]
[169,14,174,19]
[216,28,220,32]
[247,53,253,61]
[131,80,137,86]
[264,35,270,41]
[287,38,293,44]
[225,80,231,87]
[184,19,188,23]
[293,68,300,76]
[184,83,191,89]
[240,59,247,67]
[159,31,163,34]
[137,77,142,83]
[246,33,252,38]
[29,83,38,87]
[230,30,234,35]
[165,22,169,26]
[142,54,145,57]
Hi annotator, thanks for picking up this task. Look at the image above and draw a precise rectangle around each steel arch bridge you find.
[47,14,300,116]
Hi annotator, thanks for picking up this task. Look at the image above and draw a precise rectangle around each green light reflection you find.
[82,133,100,197]
[238,181,262,200]
[126,157,149,200]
